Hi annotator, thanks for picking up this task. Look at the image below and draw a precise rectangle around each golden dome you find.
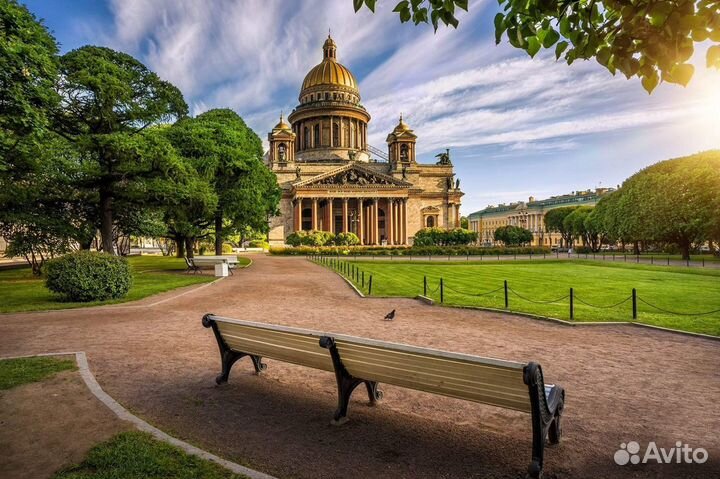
[273,113,291,130]
[394,114,411,132]
[300,35,359,96]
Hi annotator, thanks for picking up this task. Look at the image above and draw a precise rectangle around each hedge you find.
[45,251,132,302]
[270,245,551,256]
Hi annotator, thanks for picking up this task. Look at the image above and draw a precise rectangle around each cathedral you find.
[266,35,463,246]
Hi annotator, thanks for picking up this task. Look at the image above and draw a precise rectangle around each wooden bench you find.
[202,314,565,478]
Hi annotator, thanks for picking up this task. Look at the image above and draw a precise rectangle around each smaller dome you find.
[393,114,411,133]
[273,113,291,130]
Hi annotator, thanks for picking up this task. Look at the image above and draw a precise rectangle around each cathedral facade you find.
[266,35,463,246]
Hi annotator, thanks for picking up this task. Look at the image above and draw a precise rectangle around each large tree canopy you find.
[166,109,280,255]
[355,0,720,92]
[594,150,720,259]
[53,45,188,254]
[544,206,579,248]
[493,225,533,246]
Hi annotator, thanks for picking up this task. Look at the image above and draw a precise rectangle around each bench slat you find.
[218,323,333,372]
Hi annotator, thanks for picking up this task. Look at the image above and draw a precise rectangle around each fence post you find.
[651,256,654,265]
[624,254,627,262]
[368,276,373,295]
[667,256,670,266]
[636,255,639,263]
[686,258,690,267]
[569,287,574,320]
[440,277,444,304]
[703,259,705,267]
[632,288,637,320]
[362,271,365,287]
[504,280,509,309]
[423,276,427,296]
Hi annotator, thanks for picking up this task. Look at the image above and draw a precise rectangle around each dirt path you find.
[0,363,131,479]
[1,255,718,478]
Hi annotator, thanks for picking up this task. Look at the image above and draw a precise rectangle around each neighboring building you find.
[266,35,463,246]
[468,188,613,247]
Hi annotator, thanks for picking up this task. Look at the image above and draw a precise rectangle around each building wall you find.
[468,189,613,247]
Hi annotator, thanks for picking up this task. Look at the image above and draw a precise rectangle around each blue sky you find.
[25,0,720,214]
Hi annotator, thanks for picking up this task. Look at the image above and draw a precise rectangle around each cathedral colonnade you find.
[293,196,407,245]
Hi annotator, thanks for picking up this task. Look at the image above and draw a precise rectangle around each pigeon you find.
[383,309,396,321]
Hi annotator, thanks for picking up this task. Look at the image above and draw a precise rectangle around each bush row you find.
[412,227,478,246]
[270,245,551,256]
[286,230,360,247]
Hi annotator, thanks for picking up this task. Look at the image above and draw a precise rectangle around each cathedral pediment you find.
[294,164,411,188]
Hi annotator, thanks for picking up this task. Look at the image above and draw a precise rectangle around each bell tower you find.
[268,113,296,169]
[386,114,417,171]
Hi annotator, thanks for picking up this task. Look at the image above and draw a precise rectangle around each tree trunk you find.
[185,237,195,258]
[176,236,186,258]
[99,188,115,255]
[214,211,223,255]
[78,238,93,250]
[633,241,640,255]
[680,239,691,261]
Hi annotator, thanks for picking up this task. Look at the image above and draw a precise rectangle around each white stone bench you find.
[202,314,565,478]
[189,256,240,276]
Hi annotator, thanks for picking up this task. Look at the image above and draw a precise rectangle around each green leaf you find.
[555,41,569,59]
[364,0,377,13]
[559,17,570,37]
[641,71,659,94]
[542,28,560,48]
[400,6,412,22]
[454,0,468,11]
[526,36,541,58]
[393,1,409,12]
[596,46,611,66]
[707,45,720,68]
[669,63,695,86]
[353,0,364,12]
[494,13,506,44]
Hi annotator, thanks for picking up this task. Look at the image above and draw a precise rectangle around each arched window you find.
[332,123,339,147]
[400,144,409,162]
[303,127,310,149]
[313,124,320,147]
[426,216,435,227]
[277,143,286,162]
[325,92,330,100]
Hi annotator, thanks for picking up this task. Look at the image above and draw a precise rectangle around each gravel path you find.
[1,255,718,478]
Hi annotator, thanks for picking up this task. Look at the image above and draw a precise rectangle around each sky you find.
[24,0,720,215]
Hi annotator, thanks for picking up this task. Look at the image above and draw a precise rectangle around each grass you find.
[0,255,235,314]
[323,259,720,336]
[53,431,248,479]
[0,356,77,390]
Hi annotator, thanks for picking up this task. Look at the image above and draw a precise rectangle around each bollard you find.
[569,287,574,320]
[632,288,637,320]
[423,276,427,296]
[440,277,444,304]
[368,276,373,295]
[504,280,509,309]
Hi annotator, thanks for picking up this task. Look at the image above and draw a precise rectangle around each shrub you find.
[45,251,133,302]
[413,227,478,246]
[285,230,336,247]
[222,243,233,254]
[248,240,269,249]
[333,232,360,246]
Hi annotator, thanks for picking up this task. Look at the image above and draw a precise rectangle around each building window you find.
[303,127,310,149]
[313,124,320,147]
[277,143,286,162]
[400,144,409,162]
[426,216,435,227]
[332,123,339,147]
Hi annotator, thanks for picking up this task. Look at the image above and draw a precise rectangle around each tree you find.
[52,46,188,254]
[166,109,280,255]
[544,206,578,249]
[355,0,720,92]
[0,0,59,164]
[460,216,469,229]
[593,151,720,259]
[493,225,533,246]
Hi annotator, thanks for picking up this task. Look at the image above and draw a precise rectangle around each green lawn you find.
[323,259,720,336]
[54,431,247,479]
[0,255,240,314]
[0,356,77,390]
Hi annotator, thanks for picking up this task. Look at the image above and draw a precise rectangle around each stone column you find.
[401,198,407,245]
[358,199,364,245]
[387,199,394,245]
[311,198,318,231]
[327,198,334,233]
[342,198,349,233]
[372,198,379,245]
[294,198,302,232]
